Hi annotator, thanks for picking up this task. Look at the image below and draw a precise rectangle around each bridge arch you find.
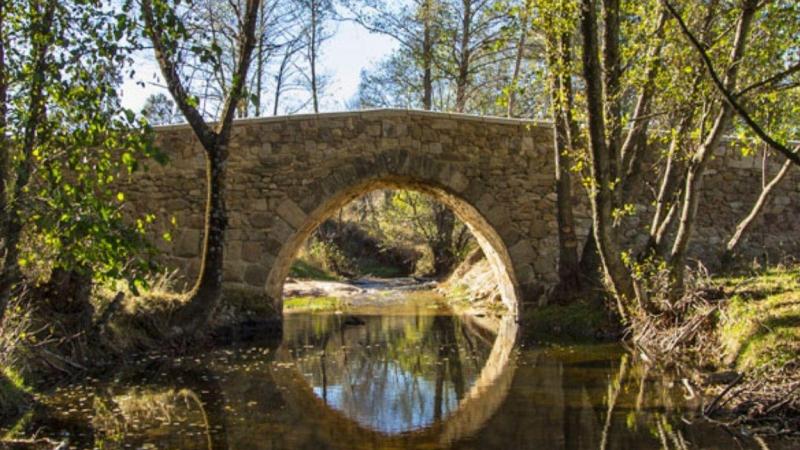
[264,151,522,316]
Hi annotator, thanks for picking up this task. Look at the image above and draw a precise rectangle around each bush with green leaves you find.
[0,0,165,322]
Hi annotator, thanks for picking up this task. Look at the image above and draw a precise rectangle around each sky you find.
[119,19,397,114]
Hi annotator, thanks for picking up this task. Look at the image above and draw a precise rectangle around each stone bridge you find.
[126,109,800,319]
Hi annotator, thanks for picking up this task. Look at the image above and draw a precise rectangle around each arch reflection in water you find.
[14,311,792,449]
[276,311,516,436]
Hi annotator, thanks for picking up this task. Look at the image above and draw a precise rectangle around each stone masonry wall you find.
[122,109,800,318]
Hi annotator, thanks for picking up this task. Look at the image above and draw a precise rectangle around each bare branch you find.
[217,0,261,139]
[140,0,213,148]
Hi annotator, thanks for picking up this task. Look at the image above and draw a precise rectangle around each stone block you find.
[249,212,272,228]
[223,262,245,283]
[242,241,264,263]
[244,264,268,287]
[252,198,268,211]
[225,240,243,261]
[447,170,469,193]
[270,216,295,243]
[174,229,201,257]
[276,198,308,229]
[509,239,536,265]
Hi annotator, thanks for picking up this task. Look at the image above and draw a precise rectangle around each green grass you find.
[288,259,340,281]
[283,295,343,312]
[716,266,800,371]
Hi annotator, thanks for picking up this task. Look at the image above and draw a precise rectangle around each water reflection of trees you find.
[461,345,779,450]
[280,313,494,433]
[29,316,787,450]
[73,364,232,450]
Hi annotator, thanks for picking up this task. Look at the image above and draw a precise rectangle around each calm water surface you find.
[5,297,791,449]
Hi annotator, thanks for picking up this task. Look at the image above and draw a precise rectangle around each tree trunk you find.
[273,49,291,116]
[431,204,456,277]
[0,0,7,234]
[0,1,55,322]
[310,0,319,113]
[0,0,9,322]
[176,144,228,329]
[578,230,602,288]
[644,3,714,259]
[254,3,265,117]
[619,10,667,198]
[722,151,794,263]
[422,0,434,110]
[507,0,530,118]
[141,0,261,335]
[601,0,622,206]
[454,0,472,113]
[669,0,758,293]
[547,28,581,299]
[580,0,639,319]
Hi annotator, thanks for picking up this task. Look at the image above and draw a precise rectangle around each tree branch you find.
[662,0,800,166]
[140,0,214,149]
[735,60,800,97]
[217,0,261,140]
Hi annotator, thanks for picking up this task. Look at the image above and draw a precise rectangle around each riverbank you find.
[436,253,799,436]
[623,264,799,437]
[702,265,799,435]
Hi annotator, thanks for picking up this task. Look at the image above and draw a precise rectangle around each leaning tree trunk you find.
[722,151,794,265]
[668,113,730,294]
[645,114,691,257]
[141,0,261,336]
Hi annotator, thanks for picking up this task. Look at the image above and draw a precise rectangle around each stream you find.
[2,292,791,449]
